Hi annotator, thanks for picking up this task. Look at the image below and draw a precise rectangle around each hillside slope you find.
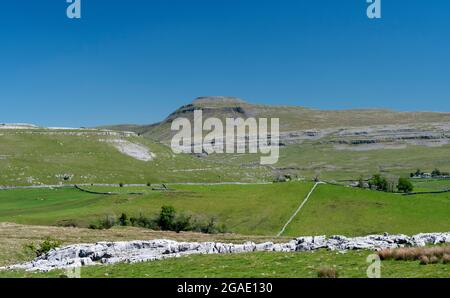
[0,126,269,186]
[109,96,450,143]
[103,97,450,180]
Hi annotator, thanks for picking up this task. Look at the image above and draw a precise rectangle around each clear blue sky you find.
[1,0,450,127]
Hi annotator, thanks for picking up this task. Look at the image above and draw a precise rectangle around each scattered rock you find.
[2,232,449,272]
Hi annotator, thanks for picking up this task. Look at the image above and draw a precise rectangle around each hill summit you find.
[192,96,247,105]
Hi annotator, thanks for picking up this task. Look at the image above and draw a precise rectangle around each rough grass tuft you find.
[317,267,338,278]
[378,246,450,265]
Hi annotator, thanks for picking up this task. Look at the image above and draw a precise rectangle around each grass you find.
[0,182,449,238]
[378,246,450,263]
[0,129,269,186]
[411,179,450,192]
[0,183,314,236]
[1,249,449,278]
[282,184,450,237]
[277,142,450,181]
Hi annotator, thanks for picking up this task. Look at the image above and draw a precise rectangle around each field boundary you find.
[74,185,120,195]
[276,181,325,237]
[403,189,450,196]
[0,181,272,191]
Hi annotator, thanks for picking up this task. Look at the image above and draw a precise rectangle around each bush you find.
[130,214,158,229]
[357,176,365,188]
[197,217,227,234]
[432,169,441,177]
[24,237,62,257]
[173,213,192,233]
[158,206,176,230]
[89,207,227,234]
[398,177,414,193]
[90,215,117,230]
[119,213,130,226]
[369,174,388,191]
[317,267,338,278]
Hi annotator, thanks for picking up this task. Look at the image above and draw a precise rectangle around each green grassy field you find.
[0,182,449,237]
[0,183,314,236]
[0,181,449,278]
[276,142,450,181]
[283,184,450,236]
[411,179,450,192]
[0,129,269,186]
[1,249,449,278]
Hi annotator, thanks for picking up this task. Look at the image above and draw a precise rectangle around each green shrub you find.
[89,207,227,234]
[90,215,117,230]
[130,214,158,229]
[24,237,62,257]
[119,213,130,226]
[195,217,227,234]
[158,205,176,230]
[173,213,192,233]
[369,174,389,191]
[398,177,414,193]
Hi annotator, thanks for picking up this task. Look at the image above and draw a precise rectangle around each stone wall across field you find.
[2,232,449,272]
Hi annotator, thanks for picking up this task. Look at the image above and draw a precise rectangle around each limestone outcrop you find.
[2,232,449,272]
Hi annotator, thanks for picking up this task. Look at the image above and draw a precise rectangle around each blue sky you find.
[1,0,450,127]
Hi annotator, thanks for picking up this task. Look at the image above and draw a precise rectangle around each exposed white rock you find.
[2,232,449,272]
[102,139,155,161]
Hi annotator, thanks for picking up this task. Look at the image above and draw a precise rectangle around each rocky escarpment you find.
[2,232,449,272]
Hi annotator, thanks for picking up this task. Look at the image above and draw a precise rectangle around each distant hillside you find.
[0,126,268,186]
[101,96,450,181]
[103,96,450,144]
[2,97,449,185]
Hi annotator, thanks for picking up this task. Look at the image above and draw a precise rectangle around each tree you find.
[369,174,388,191]
[158,206,176,230]
[414,169,423,177]
[119,213,129,226]
[398,177,414,193]
[432,169,441,177]
[358,176,365,188]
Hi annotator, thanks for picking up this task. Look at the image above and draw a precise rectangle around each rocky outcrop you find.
[2,232,449,272]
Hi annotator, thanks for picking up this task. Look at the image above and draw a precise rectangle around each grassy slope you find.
[284,184,450,237]
[412,179,450,192]
[1,182,449,237]
[196,141,450,181]
[0,130,269,185]
[0,183,314,236]
[275,142,450,180]
[1,250,449,278]
[137,99,450,140]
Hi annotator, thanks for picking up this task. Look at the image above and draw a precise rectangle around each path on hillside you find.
[276,181,325,237]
